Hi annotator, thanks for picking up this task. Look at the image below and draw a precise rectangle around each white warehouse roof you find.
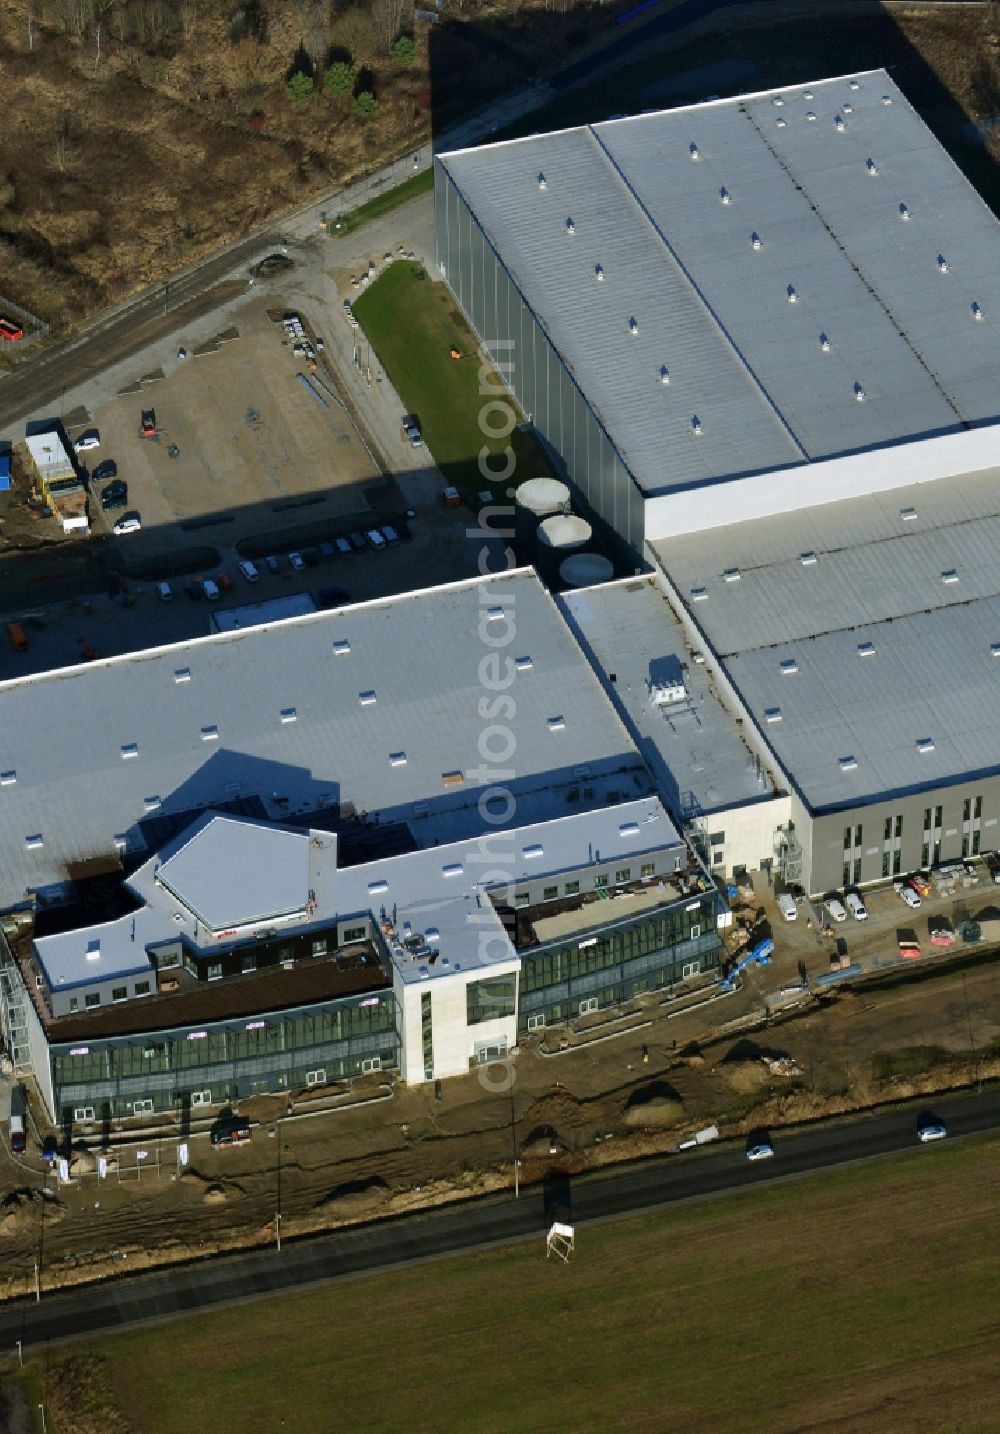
[438,70,1000,499]
[651,466,1000,812]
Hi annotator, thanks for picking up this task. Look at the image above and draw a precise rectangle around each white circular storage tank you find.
[558,552,615,589]
[536,514,592,585]
[514,477,570,559]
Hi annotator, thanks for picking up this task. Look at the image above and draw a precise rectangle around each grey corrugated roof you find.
[439,70,1000,498]
[650,467,1000,811]
[559,577,780,817]
[35,798,681,990]
[0,570,648,910]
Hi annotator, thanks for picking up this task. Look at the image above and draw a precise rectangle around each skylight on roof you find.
[900,506,918,521]
[143,795,161,811]
[800,551,817,566]
[780,659,799,675]
[368,879,388,894]
[916,738,935,754]
[0,771,15,787]
[857,642,876,657]
[174,668,191,683]
[359,691,377,706]
[515,656,533,671]
[618,822,640,837]
[941,570,959,584]
[25,834,43,849]
[547,715,566,731]
[279,708,297,724]
[332,639,351,655]
[200,725,219,742]
[120,743,139,760]
[442,863,464,877]
[523,845,544,859]
[765,708,782,723]
[389,752,407,767]
[723,568,741,583]
[839,757,858,772]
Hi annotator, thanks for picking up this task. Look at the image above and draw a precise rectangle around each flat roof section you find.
[157,816,310,930]
[651,467,1000,812]
[439,71,1000,499]
[559,577,779,817]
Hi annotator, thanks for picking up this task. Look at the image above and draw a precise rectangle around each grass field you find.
[351,261,555,495]
[329,169,436,238]
[38,1133,1000,1434]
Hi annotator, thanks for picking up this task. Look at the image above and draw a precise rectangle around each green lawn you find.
[351,260,554,495]
[42,1133,1000,1434]
[327,167,434,238]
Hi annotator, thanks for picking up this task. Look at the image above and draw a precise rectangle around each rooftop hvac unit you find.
[650,679,687,706]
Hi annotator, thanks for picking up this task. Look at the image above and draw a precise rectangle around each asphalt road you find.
[1,1088,995,1349]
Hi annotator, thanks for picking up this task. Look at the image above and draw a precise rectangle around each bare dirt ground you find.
[0,927,996,1302]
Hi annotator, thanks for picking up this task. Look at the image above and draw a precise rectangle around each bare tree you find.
[372,0,409,56]
[92,0,121,70]
[51,116,82,173]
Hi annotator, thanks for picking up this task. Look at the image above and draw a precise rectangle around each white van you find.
[777,893,797,922]
[825,898,848,923]
[845,891,868,921]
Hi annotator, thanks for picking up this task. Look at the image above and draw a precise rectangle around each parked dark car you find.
[101,480,128,511]
[302,547,320,567]
[318,541,336,563]
[265,554,280,575]
[93,460,118,483]
[349,531,367,553]
[183,581,203,602]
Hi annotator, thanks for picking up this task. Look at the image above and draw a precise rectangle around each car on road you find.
[288,551,305,571]
[317,586,350,610]
[238,559,260,584]
[825,897,848,923]
[335,537,353,558]
[93,460,117,483]
[101,481,128,511]
[217,572,234,592]
[777,892,797,922]
[894,881,921,909]
[349,531,367,554]
[917,1116,948,1143]
[746,1138,774,1162]
[141,409,156,437]
[0,317,25,342]
[202,579,220,601]
[845,891,868,920]
[401,414,422,447]
[113,512,141,535]
[366,528,386,551]
[157,581,173,602]
[74,429,100,452]
[265,555,280,574]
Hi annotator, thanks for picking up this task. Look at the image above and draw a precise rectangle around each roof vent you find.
[765,707,782,723]
[689,142,700,160]
[25,834,43,850]
[660,365,670,385]
[866,158,879,176]
[565,217,575,234]
[780,658,799,675]
[332,639,351,655]
[900,506,918,521]
[368,879,388,894]
[773,96,784,107]
[942,569,959,584]
[842,103,853,114]
[200,725,219,742]
[719,186,731,205]
[834,114,845,131]
[595,263,605,281]
[279,708,297,724]
[523,844,544,859]
[120,742,138,760]
[751,231,762,250]
[800,551,818,565]
[537,172,547,190]
[628,317,639,336]
[485,605,505,621]
[972,302,985,321]
[857,641,876,657]
[0,771,15,787]
[803,90,814,100]
[515,655,533,670]
[819,333,831,351]
[619,821,641,837]
[839,756,858,772]
[937,255,949,273]
[691,586,708,602]
[881,94,893,105]
[86,939,101,961]
[991,643,1000,658]
[806,111,817,122]
[358,690,377,705]
[899,202,910,221]
[174,667,191,683]
[787,284,798,304]
[441,770,464,788]
[775,117,786,129]
[723,567,741,583]
[854,382,866,402]
[849,79,860,90]
[691,415,703,435]
[143,795,161,811]
[442,862,464,877]
[916,737,935,754]
[547,715,566,731]
[389,751,407,767]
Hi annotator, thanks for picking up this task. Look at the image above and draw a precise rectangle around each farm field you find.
[32,1132,1000,1434]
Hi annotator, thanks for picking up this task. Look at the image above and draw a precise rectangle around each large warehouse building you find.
[437,69,1000,897]
[0,571,721,1125]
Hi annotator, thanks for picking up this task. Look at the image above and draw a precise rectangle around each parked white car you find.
[894,881,921,909]
[74,429,101,452]
[844,891,868,920]
[366,529,386,551]
[289,551,305,571]
[157,581,173,602]
[112,513,141,535]
[777,893,797,922]
[825,898,848,923]
[238,559,260,584]
[202,578,220,601]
